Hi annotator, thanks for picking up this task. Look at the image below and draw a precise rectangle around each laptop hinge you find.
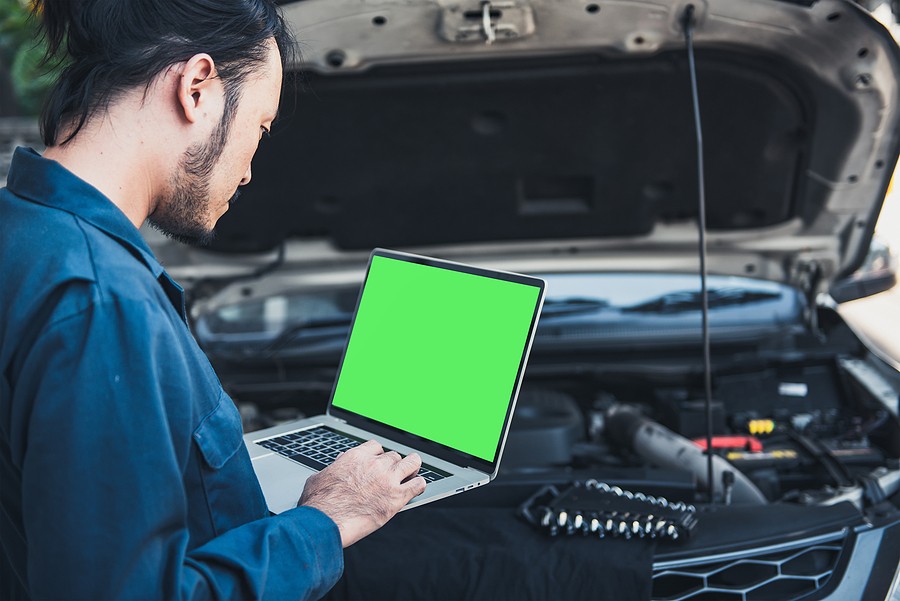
[324,408,346,424]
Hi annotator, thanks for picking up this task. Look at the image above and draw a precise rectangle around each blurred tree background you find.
[0,0,63,116]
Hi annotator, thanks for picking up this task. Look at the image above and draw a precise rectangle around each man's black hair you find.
[34,0,296,146]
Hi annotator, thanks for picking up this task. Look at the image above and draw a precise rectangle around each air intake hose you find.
[606,405,767,505]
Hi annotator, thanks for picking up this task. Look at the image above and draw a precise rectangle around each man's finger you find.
[381,450,403,463]
[394,452,422,476]
[355,440,383,454]
[401,475,427,498]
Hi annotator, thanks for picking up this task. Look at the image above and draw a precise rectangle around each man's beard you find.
[147,100,238,247]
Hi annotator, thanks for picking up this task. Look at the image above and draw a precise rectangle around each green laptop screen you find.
[331,255,541,462]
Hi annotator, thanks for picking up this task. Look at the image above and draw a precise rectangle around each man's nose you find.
[240,165,252,186]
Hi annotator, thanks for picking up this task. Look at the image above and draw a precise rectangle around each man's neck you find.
[42,103,172,229]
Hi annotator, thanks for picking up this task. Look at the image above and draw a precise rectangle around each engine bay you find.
[501,353,899,511]
[228,340,899,516]
[199,268,900,599]
[198,270,899,518]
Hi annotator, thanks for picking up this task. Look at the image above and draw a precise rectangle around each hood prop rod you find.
[681,4,717,505]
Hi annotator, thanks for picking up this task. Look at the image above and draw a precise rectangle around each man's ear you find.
[176,53,219,125]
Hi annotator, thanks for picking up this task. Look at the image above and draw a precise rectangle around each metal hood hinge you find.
[791,259,825,339]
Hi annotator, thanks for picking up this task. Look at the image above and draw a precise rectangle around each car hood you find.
[169,0,900,294]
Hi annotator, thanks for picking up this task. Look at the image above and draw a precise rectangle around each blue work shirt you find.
[0,148,343,600]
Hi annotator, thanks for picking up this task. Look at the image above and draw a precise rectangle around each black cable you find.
[185,242,287,319]
[837,410,888,441]
[681,4,715,504]
[784,430,855,488]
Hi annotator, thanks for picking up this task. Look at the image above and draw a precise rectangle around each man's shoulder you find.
[1,191,171,338]
[3,188,96,283]
[3,189,156,284]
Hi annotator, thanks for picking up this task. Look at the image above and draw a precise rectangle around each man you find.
[0,1,425,599]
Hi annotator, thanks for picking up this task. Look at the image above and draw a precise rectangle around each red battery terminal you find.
[692,436,764,453]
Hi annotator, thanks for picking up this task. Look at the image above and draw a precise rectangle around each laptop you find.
[244,248,546,513]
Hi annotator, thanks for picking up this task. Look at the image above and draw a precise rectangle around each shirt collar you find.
[5,147,166,279]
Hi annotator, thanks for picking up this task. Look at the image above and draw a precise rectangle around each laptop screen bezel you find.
[326,248,545,476]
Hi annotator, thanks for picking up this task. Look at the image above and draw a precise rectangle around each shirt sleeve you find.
[10,291,343,601]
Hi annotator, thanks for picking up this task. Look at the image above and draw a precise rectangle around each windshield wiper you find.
[262,315,354,355]
[541,297,611,318]
[622,288,782,314]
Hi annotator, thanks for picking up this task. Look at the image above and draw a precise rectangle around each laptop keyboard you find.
[256,425,451,483]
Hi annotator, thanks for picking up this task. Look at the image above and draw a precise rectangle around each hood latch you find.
[440,1,535,44]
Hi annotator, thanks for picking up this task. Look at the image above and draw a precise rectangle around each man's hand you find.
[298,440,427,547]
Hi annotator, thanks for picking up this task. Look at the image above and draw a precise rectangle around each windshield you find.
[195,272,805,359]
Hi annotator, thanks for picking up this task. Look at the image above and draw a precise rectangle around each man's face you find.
[148,40,283,246]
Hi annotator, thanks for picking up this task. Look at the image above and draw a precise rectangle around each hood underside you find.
[200,0,899,290]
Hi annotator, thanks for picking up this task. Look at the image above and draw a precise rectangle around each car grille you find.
[652,532,847,601]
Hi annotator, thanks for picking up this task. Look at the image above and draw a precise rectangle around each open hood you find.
[200,0,899,292]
